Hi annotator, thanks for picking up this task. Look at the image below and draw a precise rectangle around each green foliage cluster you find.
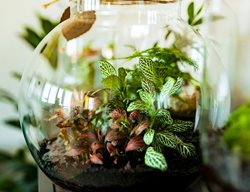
[56,42,199,171]
[97,50,197,171]
[224,101,250,160]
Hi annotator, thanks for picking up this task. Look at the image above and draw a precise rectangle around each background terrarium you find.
[18,0,208,191]
[199,2,250,191]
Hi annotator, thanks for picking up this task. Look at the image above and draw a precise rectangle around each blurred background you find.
[0,0,250,191]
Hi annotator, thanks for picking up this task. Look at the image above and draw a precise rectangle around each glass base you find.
[39,168,71,192]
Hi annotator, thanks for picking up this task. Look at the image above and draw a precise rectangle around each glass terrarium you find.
[19,0,210,191]
[199,16,250,192]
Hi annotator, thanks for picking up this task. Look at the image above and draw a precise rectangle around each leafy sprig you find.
[187,1,204,27]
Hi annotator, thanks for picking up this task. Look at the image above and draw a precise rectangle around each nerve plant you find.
[50,44,200,171]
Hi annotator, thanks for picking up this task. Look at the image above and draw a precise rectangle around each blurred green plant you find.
[0,15,58,192]
[224,101,250,161]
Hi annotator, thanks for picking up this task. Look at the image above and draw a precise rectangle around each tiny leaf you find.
[156,131,177,149]
[130,120,149,136]
[168,120,194,132]
[157,109,173,125]
[160,77,175,98]
[141,78,155,96]
[169,77,183,95]
[102,75,121,91]
[187,2,195,25]
[138,89,153,106]
[125,136,145,152]
[127,101,147,112]
[145,147,168,171]
[118,67,127,83]
[143,129,155,145]
[177,142,196,158]
[139,57,155,82]
[98,60,116,78]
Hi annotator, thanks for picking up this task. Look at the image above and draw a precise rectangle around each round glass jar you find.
[19,0,208,191]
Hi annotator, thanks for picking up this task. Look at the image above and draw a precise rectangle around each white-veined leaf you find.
[144,147,168,171]
[168,120,194,132]
[99,60,116,78]
[138,89,153,106]
[143,129,155,145]
[127,101,147,112]
[139,58,155,82]
[157,109,173,125]
[160,77,175,99]
[141,78,155,96]
[156,131,177,149]
[169,77,183,95]
[177,142,196,158]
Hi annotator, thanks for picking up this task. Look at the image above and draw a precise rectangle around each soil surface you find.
[36,131,202,192]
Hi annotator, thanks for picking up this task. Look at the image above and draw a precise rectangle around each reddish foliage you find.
[125,136,145,152]
[128,110,142,122]
[107,143,118,156]
[109,108,127,119]
[105,130,125,143]
[90,142,104,153]
[90,153,103,164]
[130,120,149,136]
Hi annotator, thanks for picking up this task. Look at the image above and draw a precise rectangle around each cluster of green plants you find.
[54,42,199,171]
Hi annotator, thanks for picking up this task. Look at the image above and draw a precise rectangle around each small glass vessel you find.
[18,0,218,191]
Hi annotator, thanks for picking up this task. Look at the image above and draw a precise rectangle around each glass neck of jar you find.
[69,0,180,18]
[205,0,223,12]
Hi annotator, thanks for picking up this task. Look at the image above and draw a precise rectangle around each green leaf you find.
[102,75,121,91]
[157,109,173,125]
[20,27,42,49]
[177,142,196,158]
[138,89,153,106]
[144,147,168,171]
[141,78,155,96]
[39,16,58,35]
[160,77,175,98]
[168,120,193,132]
[0,89,18,110]
[118,67,127,83]
[170,77,183,95]
[127,101,147,112]
[197,5,203,15]
[187,2,195,25]
[143,129,155,145]
[152,140,164,153]
[4,119,21,129]
[11,72,22,80]
[98,60,116,78]
[139,57,156,82]
[156,131,177,149]
[192,18,203,26]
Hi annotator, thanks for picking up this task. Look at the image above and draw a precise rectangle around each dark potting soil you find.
[36,132,202,192]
